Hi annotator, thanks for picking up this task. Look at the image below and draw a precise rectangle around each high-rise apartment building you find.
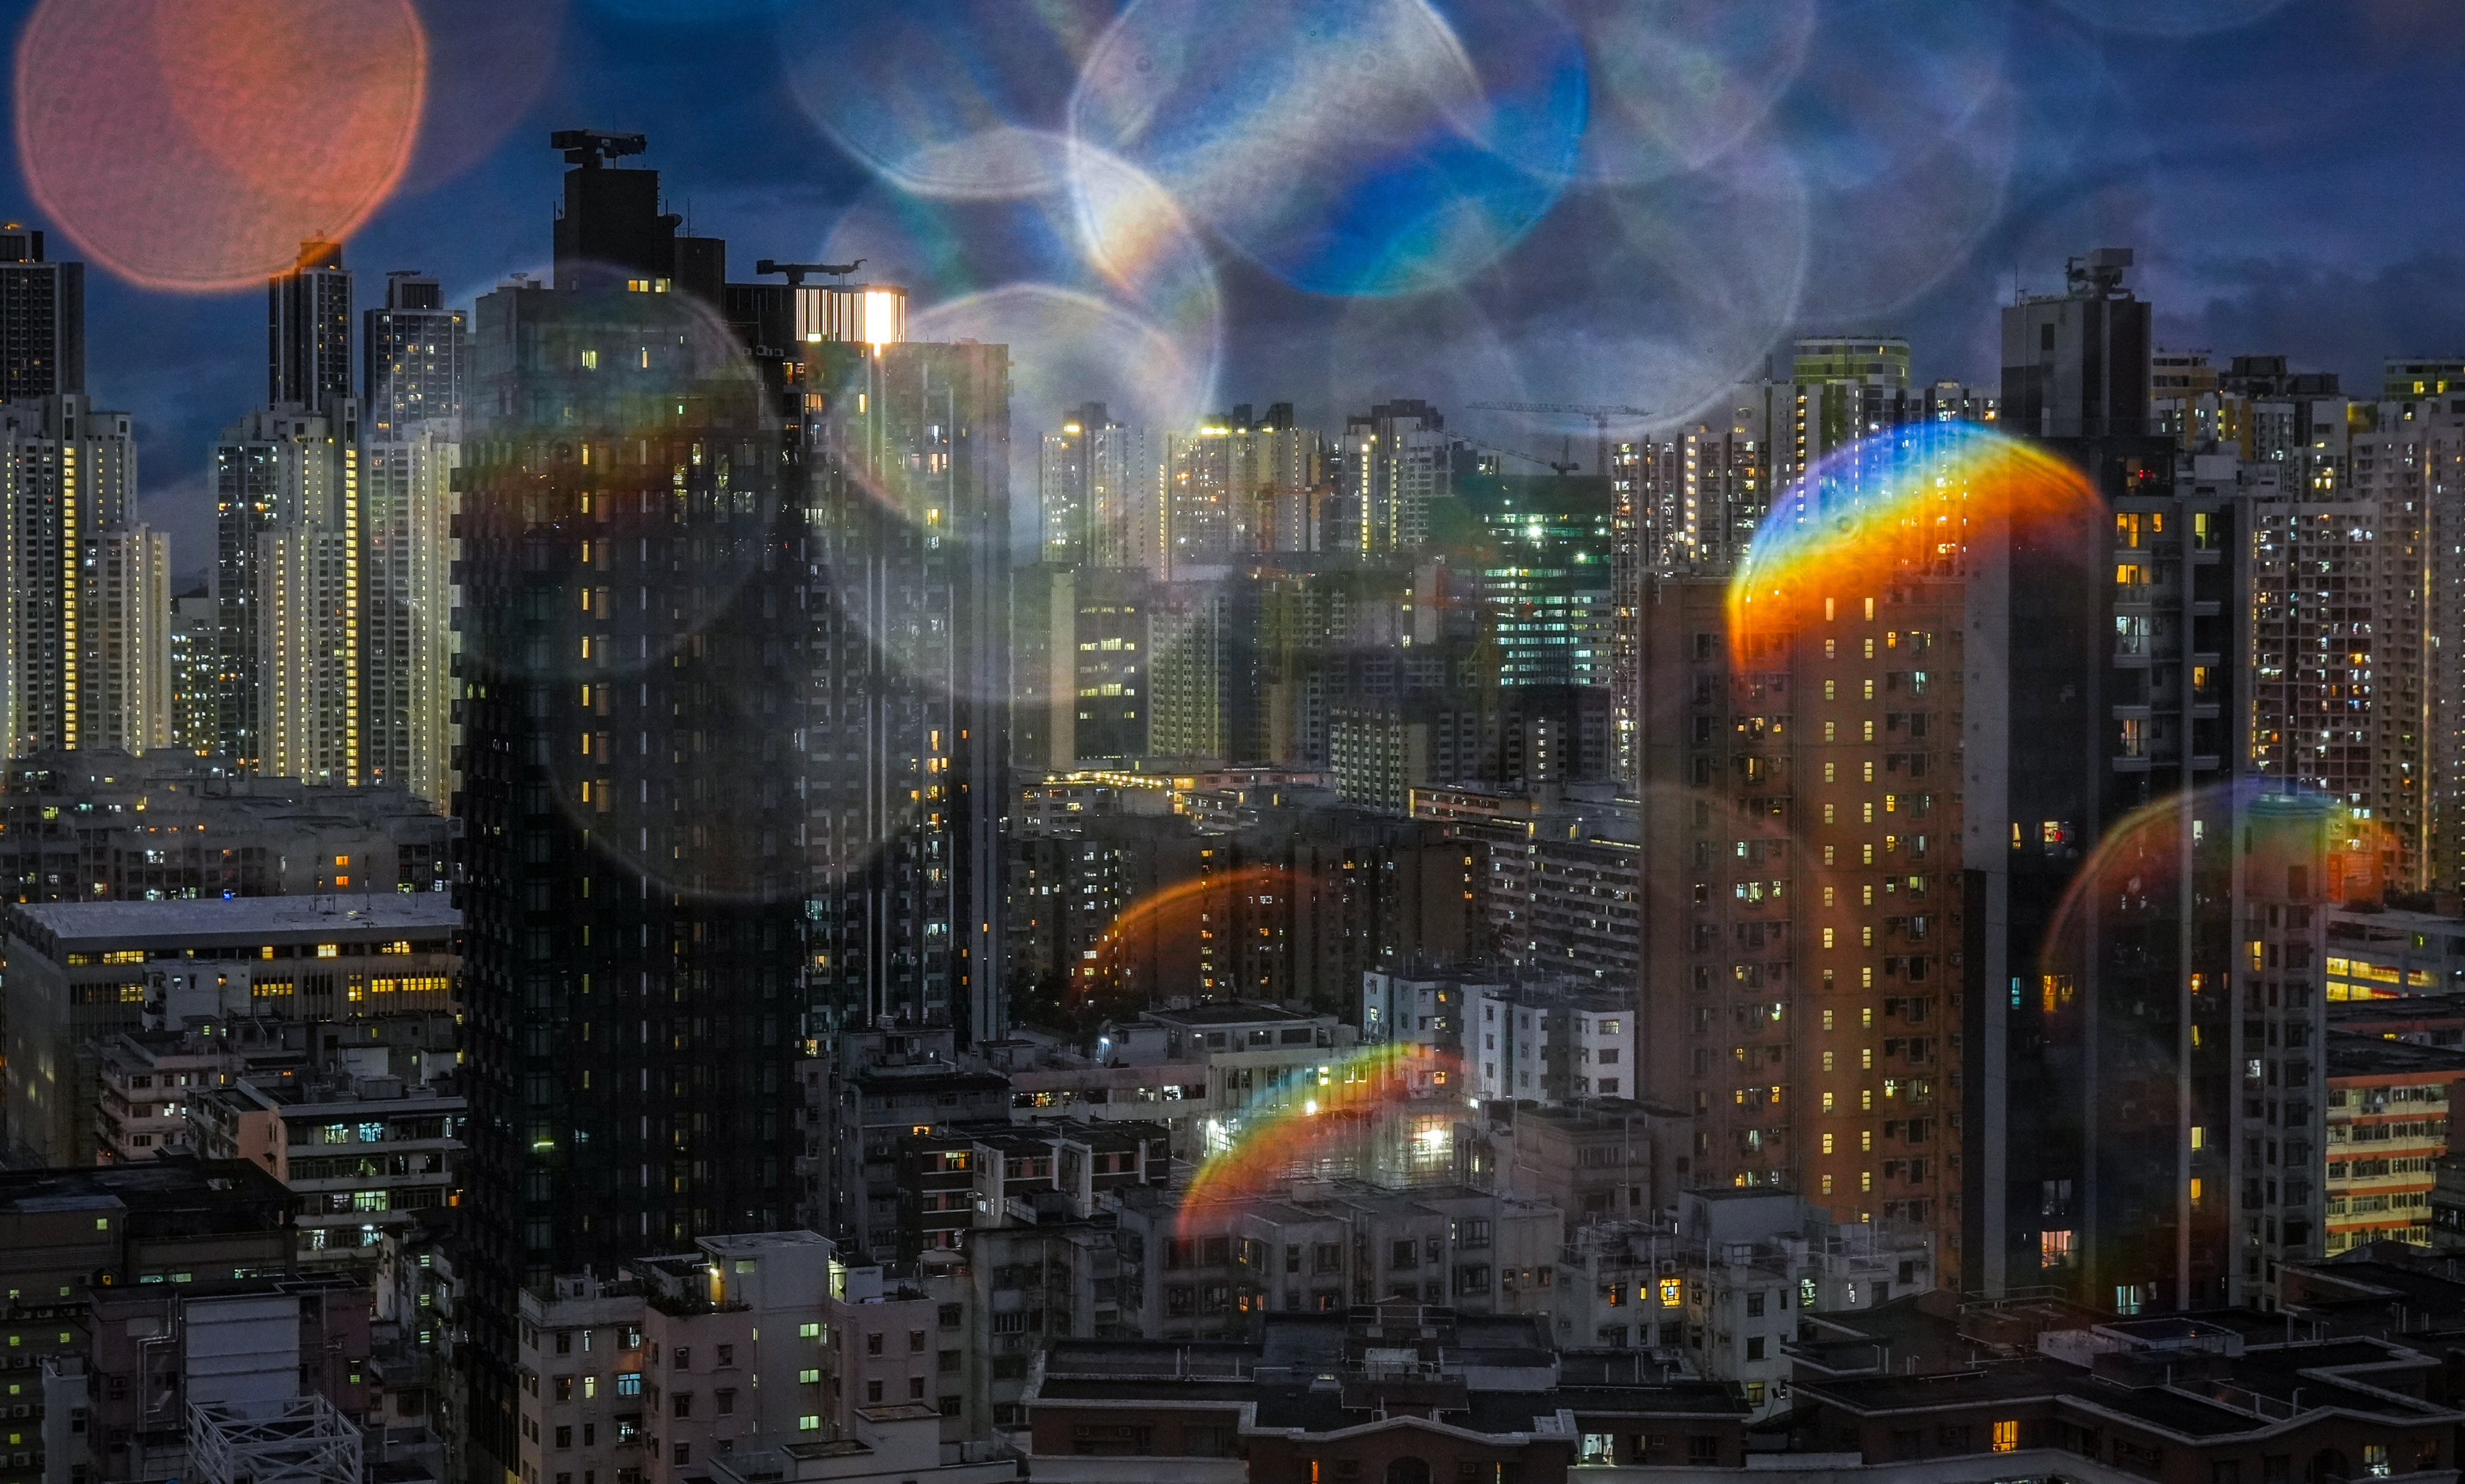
[1612,343,1991,790]
[1966,249,2260,1312]
[1040,401,1154,569]
[1633,572,1966,1276]
[453,129,1010,1466]
[454,138,806,1465]
[168,587,217,751]
[363,270,467,437]
[85,517,171,755]
[1337,398,1452,555]
[0,222,82,400]
[270,238,354,415]
[1,395,165,756]
[1164,405,1323,563]
[360,272,465,803]
[799,332,1013,1036]
[1464,474,1613,688]
[1013,564,1148,769]
[211,403,360,779]
[1999,248,2151,441]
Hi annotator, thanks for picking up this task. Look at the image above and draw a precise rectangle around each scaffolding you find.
[187,1394,363,1484]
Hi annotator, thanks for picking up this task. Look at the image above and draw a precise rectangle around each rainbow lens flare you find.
[1727,421,2099,665]
[2037,783,2395,1002]
[1177,1040,1459,1235]
[1073,865,1302,1024]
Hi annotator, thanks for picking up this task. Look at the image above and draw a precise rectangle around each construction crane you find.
[1465,400,1651,477]
[1461,435,1580,477]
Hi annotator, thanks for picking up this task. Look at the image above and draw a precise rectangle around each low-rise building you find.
[517,1232,1010,1484]
[513,1271,651,1484]
[1483,1099,1676,1223]
[0,744,451,905]
[2322,1031,2465,1252]
[1024,1300,1751,1484]
[1551,1192,1935,1421]
[986,1006,1351,1161]
[72,1273,374,1483]
[1464,982,1635,1104]
[819,1027,1012,1263]
[0,1159,294,1484]
[1,893,457,1166]
[92,1022,291,1163]
[1115,1182,1561,1341]
[704,1407,1013,1484]
[1786,1316,2457,1480]
[193,1072,463,1270]
[2324,902,2465,1000]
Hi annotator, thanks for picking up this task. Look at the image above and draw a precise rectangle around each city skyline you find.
[6,8,2465,1484]
[0,0,2458,572]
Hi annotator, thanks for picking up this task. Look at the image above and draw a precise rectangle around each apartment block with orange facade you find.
[1635,573,1964,1282]
[2322,1032,2465,1252]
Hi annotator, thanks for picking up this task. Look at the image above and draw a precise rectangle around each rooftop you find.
[0,1157,290,1222]
[9,894,458,948]
[2324,1030,2465,1080]
[1146,1003,1320,1028]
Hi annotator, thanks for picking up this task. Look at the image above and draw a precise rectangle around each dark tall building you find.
[1966,247,2253,1312]
[363,269,467,436]
[454,128,1011,1447]
[0,222,82,401]
[1999,247,2151,440]
[798,333,1013,1039]
[454,134,804,1461]
[269,238,353,414]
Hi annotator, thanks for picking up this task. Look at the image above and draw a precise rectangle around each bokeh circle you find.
[16,0,428,293]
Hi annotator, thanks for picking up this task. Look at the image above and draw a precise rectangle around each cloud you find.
[2159,251,2465,387]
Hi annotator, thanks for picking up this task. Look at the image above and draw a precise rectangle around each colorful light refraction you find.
[1177,1040,1455,1236]
[1726,421,2099,664]
[2037,782,2393,1001]
[1074,865,1297,1022]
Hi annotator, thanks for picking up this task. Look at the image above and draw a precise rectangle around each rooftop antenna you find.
[754,258,865,286]
[549,129,648,167]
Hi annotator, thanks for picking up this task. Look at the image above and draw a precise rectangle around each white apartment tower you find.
[214,403,362,783]
[362,271,465,803]
[1,395,167,755]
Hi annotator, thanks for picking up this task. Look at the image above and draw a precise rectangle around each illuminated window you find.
[317,944,339,959]
[1991,1420,2017,1453]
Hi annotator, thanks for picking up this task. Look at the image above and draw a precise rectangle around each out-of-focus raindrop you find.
[780,0,1116,200]
[1071,0,1581,297]
[1793,82,2021,321]
[912,283,1211,539]
[1769,0,2017,321]
[1727,422,2102,665]
[2046,0,2293,37]
[1545,0,1817,184]
[16,0,428,294]
[1480,153,1809,428]
[590,0,793,22]
[403,0,566,191]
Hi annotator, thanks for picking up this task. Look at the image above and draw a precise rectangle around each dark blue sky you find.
[4,0,2460,576]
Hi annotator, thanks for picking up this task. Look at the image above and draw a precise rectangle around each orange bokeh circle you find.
[16,0,427,292]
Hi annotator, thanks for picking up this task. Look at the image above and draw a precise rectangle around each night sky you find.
[3,0,2461,577]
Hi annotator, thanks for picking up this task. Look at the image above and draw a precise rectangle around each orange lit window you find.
[1991,1420,2018,1453]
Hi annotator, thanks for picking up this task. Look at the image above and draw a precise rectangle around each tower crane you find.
[1461,435,1580,477]
[1464,400,1651,478]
